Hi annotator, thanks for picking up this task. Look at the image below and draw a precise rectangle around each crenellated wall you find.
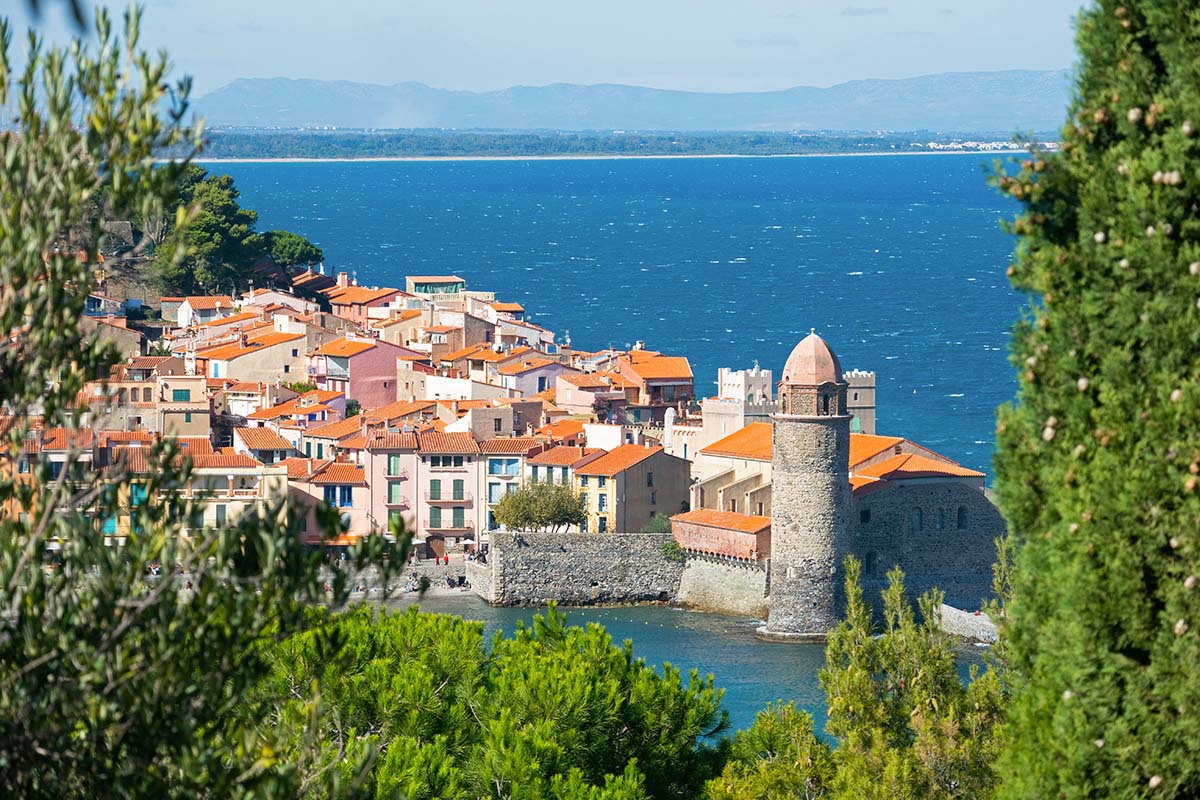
[676,554,770,618]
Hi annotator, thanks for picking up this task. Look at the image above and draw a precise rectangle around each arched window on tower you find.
[957,506,968,529]
[910,508,923,532]
[822,393,830,415]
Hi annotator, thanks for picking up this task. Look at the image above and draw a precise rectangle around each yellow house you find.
[574,444,690,533]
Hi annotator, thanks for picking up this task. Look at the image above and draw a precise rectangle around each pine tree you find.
[993,2,1200,796]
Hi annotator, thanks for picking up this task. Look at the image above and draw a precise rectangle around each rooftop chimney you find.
[336,271,349,289]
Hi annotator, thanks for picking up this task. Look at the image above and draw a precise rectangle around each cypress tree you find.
[994,2,1200,796]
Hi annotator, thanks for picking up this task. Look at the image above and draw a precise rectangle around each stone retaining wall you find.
[475,532,683,606]
[676,555,769,618]
[938,603,998,643]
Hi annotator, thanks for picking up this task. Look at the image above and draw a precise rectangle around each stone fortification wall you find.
[465,557,494,602]
[938,603,999,643]
[676,555,769,618]
[852,482,1003,611]
[477,532,683,606]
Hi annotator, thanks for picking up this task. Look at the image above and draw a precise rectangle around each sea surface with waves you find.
[215,153,1019,729]
[216,153,1026,477]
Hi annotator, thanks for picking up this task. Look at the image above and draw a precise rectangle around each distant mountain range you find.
[193,70,1071,134]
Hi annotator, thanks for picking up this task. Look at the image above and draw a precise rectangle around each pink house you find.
[413,431,481,558]
[363,430,419,540]
[285,459,372,545]
[326,280,408,328]
[307,335,421,408]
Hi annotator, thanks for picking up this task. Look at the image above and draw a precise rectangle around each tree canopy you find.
[493,481,587,532]
[265,229,324,267]
[992,2,1200,797]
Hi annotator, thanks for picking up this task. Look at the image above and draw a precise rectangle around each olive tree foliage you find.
[0,11,396,797]
[991,2,1200,797]
[493,480,587,532]
[256,604,728,800]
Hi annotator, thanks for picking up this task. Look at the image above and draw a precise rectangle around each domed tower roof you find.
[781,330,845,386]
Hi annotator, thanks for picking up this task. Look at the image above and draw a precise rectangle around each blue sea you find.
[218,153,1025,477]
[216,153,1020,731]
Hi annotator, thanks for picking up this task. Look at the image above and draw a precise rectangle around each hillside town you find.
[28,264,996,580]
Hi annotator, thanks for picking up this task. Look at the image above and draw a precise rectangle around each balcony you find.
[425,491,472,504]
[385,497,411,511]
[426,519,473,532]
[386,468,410,480]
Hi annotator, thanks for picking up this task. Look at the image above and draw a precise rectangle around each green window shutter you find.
[452,506,465,528]
[430,479,441,500]
[430,506,442,528]
[452,479,464,500]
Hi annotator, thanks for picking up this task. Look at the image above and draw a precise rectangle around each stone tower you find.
[761,331,852,640]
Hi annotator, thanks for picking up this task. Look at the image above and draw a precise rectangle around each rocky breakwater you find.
[470,532,683,607]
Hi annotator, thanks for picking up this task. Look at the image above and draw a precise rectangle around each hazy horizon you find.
[13,1,1087,96]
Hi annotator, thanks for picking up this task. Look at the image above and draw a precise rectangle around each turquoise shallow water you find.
[396,593,827,736]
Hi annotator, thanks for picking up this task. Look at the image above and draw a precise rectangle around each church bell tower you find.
[761,330,852,640]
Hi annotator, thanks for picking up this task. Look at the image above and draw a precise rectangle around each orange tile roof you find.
[234,427,294,451]
[701,422,773,462]
[245,390,344,420]
[365,430,419,450]
[198,311,259,328]
[126,356,174,370]
[363,399,436,424]
[576,444,662,477]
[182,295,234,310]
[278,456,316,479]
[312,337,376,357]
[328,286,402,305]
[99,430,154,445]
[417,431,479,454]
[496,346,534,362]
[480,437,543,455]
[174,437,215,455]
[854,453,984,481]
[536,418,586,440]
[201,331,304,361]
[441,343,491,363]
[497,357,558,376]
[305,417,364,441]
[558,372,611,388]
[527,445,603,467]
[38,427,96,451]
[191,452,263,469]
[372,309,424,327]
[671,508,771,534]
[227,381,266,392]
[491,301,525,312]
[310,462,366,485]
[622,353,693,381]
[848,434,905,469]
[436,399,492,416]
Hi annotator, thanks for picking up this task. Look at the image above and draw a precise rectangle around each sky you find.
[13,0,1089,97]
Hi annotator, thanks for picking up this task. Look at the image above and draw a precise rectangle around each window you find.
[452,506,465,528]
[316,443,324,459]
[728,499,737,513]
[387,454,403,476]
[580,475,589,487]
[493,418,502,433]
[429,479,441,500]
[911,508,923,532]
[323,486,337,506]
[305,442,312,457]
[283,365,290,374]
[580,492,588,510]
[489,458,518,476]
[530,466,539,483]
[18,459,29,474]
[860,509,871,524]
[453,455,464,468]
[388,509,402,529]
[561,468,569,485]
[506,483,517,495]
[143,387,151,402]
[215,504,227,527]
[537,376,548,392]
[488,482,503,504]
[957,506,969,530]
[598,517,607,533]
[598,476,607,488]
[452,479,465,500]
[650,490,657,505]
[172,388,191,402]
[430,506,442,528]
[598,493,607,511]
[388,482,404,505]
[682,443,688,459]
[339,486,353,507]
[292,349,299,357]
[864,551,877,576]
[184,412,192,423]
[211,364,220,378]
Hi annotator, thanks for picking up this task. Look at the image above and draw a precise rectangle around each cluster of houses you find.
[28,268,995,567]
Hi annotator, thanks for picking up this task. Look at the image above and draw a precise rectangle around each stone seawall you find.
[475,532,683,606]
[676,555,769,618]
[938,603,998,643]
